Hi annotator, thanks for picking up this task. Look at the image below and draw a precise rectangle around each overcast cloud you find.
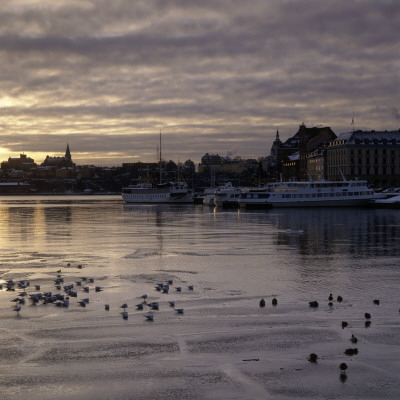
[1,0,399,166]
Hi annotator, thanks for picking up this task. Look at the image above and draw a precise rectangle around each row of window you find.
[280,191,372,199]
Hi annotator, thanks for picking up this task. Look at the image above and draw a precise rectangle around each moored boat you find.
[122,181,193,203]
[239,180,383,208]
[214,182,241,208]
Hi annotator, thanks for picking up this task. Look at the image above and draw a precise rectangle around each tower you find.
[65,143,71,160]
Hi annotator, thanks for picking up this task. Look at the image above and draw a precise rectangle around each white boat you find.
[202,187,217,206]
[122,131,193,204]
[122,182,193,203]
[369,194,400,209]
[238,180,384,208]
[214,182,241,208]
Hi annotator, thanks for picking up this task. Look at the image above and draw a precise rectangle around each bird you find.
[140,294,148,301]
[308,353,318,363]
[272,298,278,306]
[167,279,173,285]
[176,308,184,314]
[13,306,22,312]
[344,348,358,356]
[373,299,380,305]
[339,362,348,373]
[364,312,371,319]
[122,312,128,320]
[337,296,343,302]
[328,293,333,301]
[135,303,144,310]
[144,314,154,321]
[105,304,110,311]
[365,320,371,328]
[169,301,175,307]
[120,303,128,310]
[95,286,102,292]
[342,321,348,329]
[259,299,266,307]
[175,287,182,292]
[309,301,318,308]
[350,334,358,343]
[188,285,194,290]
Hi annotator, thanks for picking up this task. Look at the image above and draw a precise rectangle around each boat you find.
[214,182,241,208]
[202,187,217,206]
[369,194,400,209]
[238,179,384,208]
[122,181,193,203]
[122,132,194,204]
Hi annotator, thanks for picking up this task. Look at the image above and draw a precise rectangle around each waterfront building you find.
[327,130,400,186]
[280,124,336,180]
[1,154,36,170]
[42,143,75,168]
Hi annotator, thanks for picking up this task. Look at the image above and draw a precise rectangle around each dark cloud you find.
[0,1,399,166]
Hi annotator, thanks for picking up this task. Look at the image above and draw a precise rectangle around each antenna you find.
[351,110,355,133]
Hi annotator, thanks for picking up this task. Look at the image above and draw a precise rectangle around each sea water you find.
[0,196,399,399]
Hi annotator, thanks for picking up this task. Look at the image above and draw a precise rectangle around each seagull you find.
[176,308,184,314]
[342,321,348,329]
[105,304,110,311]
[175,287,182,292]
[13,306,22,312]
[259,299,266,307]
[188,285,194,290]
[309,301,318,308]
[373,299,380,305]
[120,303,128,310]
[308,353,318,363]
[365,312,371,319]
[350,334,358,343]
[272,298,278,306]
[337,296,343,302]
[167,279,173,285]
[35,285,41,291]
[136,303,144,310]
[145,314,154,321]
[95,286,102,292]
[169,301,175,307]
[344,348,358,356]
[328,293,333,301]
[339,362,348,373]
[140,294,147,301]
[122,312,128,320]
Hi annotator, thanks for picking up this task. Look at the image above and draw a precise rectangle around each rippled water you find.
[1,196,400,399]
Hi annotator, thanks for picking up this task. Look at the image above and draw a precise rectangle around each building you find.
[327,130,400,186]
[280,124,336,180]
[1,154,36,170]
[42,143,75,168]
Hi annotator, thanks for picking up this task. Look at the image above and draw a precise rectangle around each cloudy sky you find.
[1,0,399,166]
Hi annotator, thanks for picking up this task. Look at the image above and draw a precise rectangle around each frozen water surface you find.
[1,196,400,399]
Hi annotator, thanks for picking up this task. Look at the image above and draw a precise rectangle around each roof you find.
[335,130,400,144]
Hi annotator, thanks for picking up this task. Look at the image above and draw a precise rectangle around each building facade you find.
[326,130,400,186]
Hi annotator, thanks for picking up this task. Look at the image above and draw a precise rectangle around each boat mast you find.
[159,130,162,184]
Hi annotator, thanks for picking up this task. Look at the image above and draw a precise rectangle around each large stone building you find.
[326,130,400,186]
[42,143,75,168]
[278,124,336,180]
[1,153,36,170]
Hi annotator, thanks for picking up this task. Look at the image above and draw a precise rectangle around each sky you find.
[1,0,399,167]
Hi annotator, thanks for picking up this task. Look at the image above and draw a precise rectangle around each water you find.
[0,196,400,399]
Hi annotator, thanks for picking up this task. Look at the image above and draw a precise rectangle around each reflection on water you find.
[270,208,400,257]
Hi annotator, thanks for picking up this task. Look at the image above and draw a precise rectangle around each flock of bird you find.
[260,292,383,382]
[1,264,195,323]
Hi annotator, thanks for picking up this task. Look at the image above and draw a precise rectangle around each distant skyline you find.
[1,1,399,166]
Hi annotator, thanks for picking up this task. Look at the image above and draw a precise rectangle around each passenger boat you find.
[122,181,193,203]
[214,182,241,208]
[238,180,384,208]
[122,131,193,204]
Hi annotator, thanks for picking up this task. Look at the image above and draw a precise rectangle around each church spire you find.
[275,129,280,141]
[65,143,71,160]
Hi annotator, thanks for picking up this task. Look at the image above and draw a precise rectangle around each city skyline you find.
[1,1,399,166]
